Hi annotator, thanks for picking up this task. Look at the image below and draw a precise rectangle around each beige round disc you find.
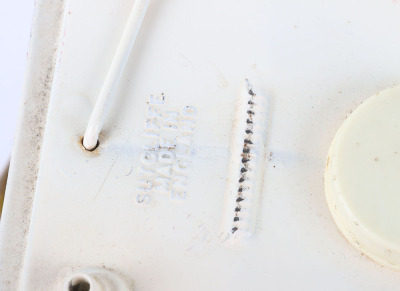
[325,86,400,270]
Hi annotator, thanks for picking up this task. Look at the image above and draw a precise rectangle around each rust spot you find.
[158,145,176,150]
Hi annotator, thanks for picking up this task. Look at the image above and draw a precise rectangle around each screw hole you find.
[69,278,90,291]
[81,137,99,152]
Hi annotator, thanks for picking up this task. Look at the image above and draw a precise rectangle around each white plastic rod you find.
[83,0,151,150]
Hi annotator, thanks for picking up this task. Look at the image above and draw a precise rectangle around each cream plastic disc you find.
[325,86,400,270]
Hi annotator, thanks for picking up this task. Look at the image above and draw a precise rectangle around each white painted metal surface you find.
[3,0,400,290]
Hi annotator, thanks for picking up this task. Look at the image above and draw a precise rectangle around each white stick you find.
[83,0,151,150]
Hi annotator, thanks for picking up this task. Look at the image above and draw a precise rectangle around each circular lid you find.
[325,86,400,270]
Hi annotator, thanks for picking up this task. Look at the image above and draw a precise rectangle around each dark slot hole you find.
[69,280,90,291]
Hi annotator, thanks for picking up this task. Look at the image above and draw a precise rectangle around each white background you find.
[0,2,35,171]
